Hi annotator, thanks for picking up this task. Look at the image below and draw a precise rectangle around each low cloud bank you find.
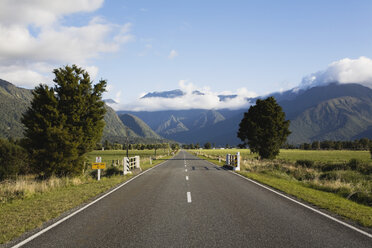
[300,56,372,89]
[113,80,257,111]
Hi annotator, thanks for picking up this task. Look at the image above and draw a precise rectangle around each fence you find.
[123,156,141,175]
[226,152,240,171]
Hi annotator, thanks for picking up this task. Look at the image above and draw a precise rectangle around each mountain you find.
[121,83,372,146]
[283,83,372,144]
[141,89,185,98]
[119,113,162,139]
[0,79,33,138]
[102,106,140,143]
[117,109,228,140]
[0,79,163,144]
[103,99,117,104]
[141,88,240,102]
[156,115,189,135]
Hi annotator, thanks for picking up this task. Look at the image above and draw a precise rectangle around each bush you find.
[347,159,372,175]
[321,163,348,172]
[339,170,365,183]
[105,167,121,177]
[0,139,30,181]
[347,192,372,207]
[319,171,340,181]
[295,159,314,168]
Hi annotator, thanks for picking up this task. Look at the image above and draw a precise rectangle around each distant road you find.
[14,151,371,247]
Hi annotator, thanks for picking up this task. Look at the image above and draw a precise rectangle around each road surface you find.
[14,150,372,247]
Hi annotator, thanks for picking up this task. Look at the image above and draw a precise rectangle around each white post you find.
[226,154,230,166]
[234,152,240,171]
[123,157,130,175]
[218,156,221,163]
[96,157,102,180]
[135,156,140,169]
[150,156,152,165]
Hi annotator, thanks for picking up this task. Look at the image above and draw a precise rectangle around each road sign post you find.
[92,157,106,180]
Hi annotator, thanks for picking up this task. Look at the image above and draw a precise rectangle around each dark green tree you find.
[204,142,212,149]
[22,65,106,177]
[237,97,290,159]
[0,139,29,180]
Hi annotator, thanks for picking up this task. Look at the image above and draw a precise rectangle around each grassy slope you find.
[0,150,173,245]
[191,149,372,228]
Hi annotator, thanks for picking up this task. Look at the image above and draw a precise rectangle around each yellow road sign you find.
[92,162,106,169]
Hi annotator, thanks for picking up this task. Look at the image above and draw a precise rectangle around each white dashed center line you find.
[186,176,189,180]
[185,169,187,172]
[187,192,192,203]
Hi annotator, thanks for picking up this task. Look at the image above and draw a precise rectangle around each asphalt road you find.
[15,150,371,247]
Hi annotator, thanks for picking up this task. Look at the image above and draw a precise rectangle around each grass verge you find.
[193,153,372,228]
[0,155,171,245]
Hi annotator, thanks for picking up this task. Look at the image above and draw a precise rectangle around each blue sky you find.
[1,0,372,110]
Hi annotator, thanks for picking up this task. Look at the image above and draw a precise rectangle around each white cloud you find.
[114,80,257,111]
[0,0,104,27]
[168,49,178,60]
[300,56,372,89]
[0,0,133,88]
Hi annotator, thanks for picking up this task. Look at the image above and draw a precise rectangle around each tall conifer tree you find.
[22,65,106,177]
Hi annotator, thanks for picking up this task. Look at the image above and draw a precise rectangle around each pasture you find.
[191,149,371,164]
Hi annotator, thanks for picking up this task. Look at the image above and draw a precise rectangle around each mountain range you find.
[0,79,165,144]
[2,78,372,146]
[118,83,372,145]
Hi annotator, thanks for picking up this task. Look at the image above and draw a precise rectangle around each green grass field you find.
[191,149,371,164]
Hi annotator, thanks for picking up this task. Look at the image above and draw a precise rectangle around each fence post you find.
[135,156,140,170]
[123,157,131,175]
[234,152,240,171]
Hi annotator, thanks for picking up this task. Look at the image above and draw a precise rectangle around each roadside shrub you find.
[292,169,316,181]
[105,167,121,177]
[347,192,372,207]
[347,159,372,175]
[0,139,30,181]
[295,159,314,168]
[319,171,340,181]
[321,163,348,172]
[339,170,364,183]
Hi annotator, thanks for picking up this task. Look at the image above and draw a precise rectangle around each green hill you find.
[119,113,162,139]
[0,79,33,138]
[0,79,164,144]
[288,96,372,144]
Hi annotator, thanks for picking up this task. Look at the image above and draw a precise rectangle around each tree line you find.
[283,138,372,151]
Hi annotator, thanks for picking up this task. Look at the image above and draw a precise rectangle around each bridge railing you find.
[226,152,240,171]
[123,156,141,175]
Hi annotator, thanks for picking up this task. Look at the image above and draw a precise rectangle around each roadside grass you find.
[0,150,173,245]
[190,150,372,228]
[190,149,371,164]
[240,171,372,227]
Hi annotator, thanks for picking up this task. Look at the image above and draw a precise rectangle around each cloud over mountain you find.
[115,80,257,111]
[300,56,372,89]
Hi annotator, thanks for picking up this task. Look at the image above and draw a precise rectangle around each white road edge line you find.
[187,192,192,203]
[200,158,372,239]
[231,171,372,239]
[186,176,189,181]
[11,158,171,248]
